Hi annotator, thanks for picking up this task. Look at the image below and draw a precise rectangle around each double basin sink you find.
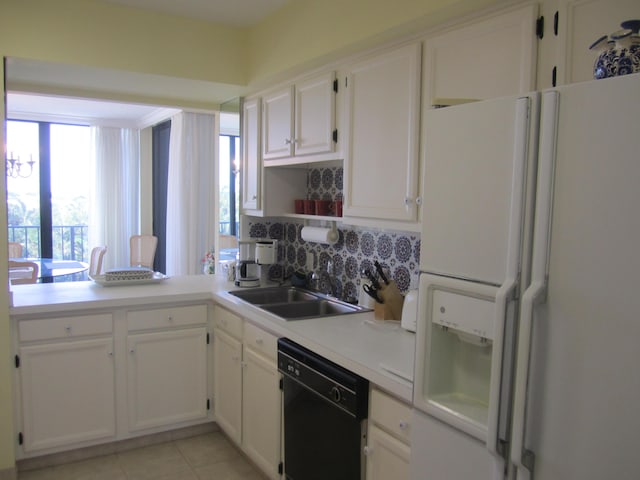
[228,286,370,320]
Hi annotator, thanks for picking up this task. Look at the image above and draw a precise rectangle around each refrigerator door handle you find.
[487,96,531,459]
[511,91,559,475]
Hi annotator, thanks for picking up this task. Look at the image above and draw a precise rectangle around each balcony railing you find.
[8,225,89,262]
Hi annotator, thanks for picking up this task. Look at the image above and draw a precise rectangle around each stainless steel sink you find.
[228,286,321,305]
[228,286,370,320]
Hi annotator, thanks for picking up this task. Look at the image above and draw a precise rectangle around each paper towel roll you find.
[301,226,338,244]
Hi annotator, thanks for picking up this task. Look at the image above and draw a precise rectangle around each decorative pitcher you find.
[590,20,640,79]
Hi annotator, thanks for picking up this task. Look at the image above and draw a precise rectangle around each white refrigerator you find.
[410,73,640,480]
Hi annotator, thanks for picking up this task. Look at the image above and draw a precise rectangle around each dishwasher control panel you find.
[277,338,368,419]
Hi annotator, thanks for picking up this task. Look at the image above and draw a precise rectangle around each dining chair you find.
[9,260,39,285]
[89,246,107,276]
[219,235,238,249]
[8,242,23,258]
[130,235,158,269]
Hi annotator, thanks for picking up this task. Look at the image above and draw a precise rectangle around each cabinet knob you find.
[252,195,257,200]
[65,326,72,335]
[285,138,292,145]
[404,197,414,206]
[167,315,173,322]
[399,420,409,430]
[363,445,374,456]
[130,348,135,354]
[108,351,114,357]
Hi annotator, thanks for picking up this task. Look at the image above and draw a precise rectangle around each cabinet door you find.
[365,424,411,480]
[242,97,262,211]
[19,338,115,452]
[294,72,336,157]
[547,0,640,87]
[242,347,282,479]
[424,5,537,103]
[127,327,208,432]
[345,43,421,222]
[263,86,294,160]
[213,328,243,444]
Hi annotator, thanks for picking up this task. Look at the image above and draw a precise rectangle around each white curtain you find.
[165,112,217,276]
[88,126,140,271]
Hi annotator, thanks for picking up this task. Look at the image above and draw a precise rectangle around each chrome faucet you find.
[308,259,338,298]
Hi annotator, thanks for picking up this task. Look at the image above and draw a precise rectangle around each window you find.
[219,134,239,236]
[6,120,90,270]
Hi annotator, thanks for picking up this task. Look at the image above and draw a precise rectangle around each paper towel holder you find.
[301,220,338,244]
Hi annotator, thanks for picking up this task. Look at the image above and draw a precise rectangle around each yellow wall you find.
[247,0,508,85]
[0,0,248,85]
[0,0,513,471]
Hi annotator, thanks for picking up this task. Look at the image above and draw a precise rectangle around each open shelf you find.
[281,213,343,222]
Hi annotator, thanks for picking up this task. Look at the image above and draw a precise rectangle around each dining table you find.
[10,258,89,283]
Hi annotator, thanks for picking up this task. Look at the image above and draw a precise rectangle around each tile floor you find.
[17,431,268,480]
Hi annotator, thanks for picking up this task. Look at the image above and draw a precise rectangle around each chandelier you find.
[6,153,35,178]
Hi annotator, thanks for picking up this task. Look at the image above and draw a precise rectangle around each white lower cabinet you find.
[365,388,412,480]
[126,328,208,432]
[242,323,281,479]
[18,337,116,453]
[213,327,243,444]
[13,303,212,458]
[126,304,209,432]
[212,306,282,479]
[16,313,116,453]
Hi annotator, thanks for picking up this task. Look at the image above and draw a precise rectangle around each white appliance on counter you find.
[411,73,640,480]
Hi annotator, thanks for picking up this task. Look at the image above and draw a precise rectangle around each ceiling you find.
[5,0,288,128]
[100,0,291,26]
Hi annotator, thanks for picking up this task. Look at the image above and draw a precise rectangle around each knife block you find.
[374,302,396,320]
[375,281,405,321]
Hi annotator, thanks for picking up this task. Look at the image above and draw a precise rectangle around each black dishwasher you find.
[277,338,369,480]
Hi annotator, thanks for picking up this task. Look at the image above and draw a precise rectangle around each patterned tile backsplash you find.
[246,166,421,302]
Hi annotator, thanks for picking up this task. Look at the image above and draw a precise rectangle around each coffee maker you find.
[235,240,260,287]
[255,239,277,286]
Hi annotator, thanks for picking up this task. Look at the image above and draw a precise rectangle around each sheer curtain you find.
[165,112,217,276]
[88,126,140,271]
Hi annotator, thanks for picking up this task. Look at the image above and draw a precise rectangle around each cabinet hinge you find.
[206,333,210,345]
[333,129,338,143]
[207,398,211,410]
[536,16,544,39]
[278,462,284,474]
[552,66,557,87]
[18,432,23,445]
[553,11,559,36]
[333,78,338,93]
[279,378,284,390]
[14,355,20,368]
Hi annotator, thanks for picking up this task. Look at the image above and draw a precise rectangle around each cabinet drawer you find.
[128,305,207,331]
[370,389,412,444]
[213,306,243,339]
[243,322,277,361]
[19,314,113,342]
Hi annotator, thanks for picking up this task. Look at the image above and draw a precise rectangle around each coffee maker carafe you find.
[235,240,260,287]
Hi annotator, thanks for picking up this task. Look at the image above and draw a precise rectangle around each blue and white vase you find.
[590,20,640,79]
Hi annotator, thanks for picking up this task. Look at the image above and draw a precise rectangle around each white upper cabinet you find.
[242,97,261,211]
[262,71,337,164]
[424,4,538,105]
[344,42,422,225]
[262,86,294,160]
[294,72,337,157]
[538,0,640,88]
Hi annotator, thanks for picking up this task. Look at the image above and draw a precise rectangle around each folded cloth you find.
[105,267,153,281]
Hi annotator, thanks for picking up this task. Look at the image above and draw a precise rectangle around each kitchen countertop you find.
[9,274,415,402]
